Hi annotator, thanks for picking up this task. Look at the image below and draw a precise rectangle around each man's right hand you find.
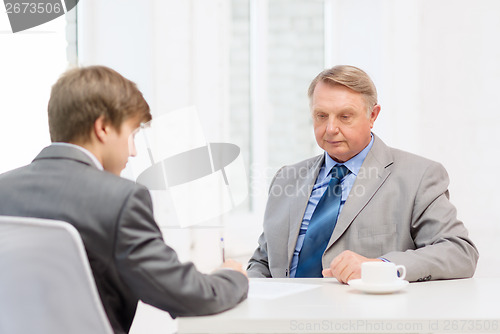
[221,259,248,277]
[322,250,382,284]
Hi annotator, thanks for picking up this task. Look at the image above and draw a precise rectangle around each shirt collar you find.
[50,142,104,171]
[322,133,374,179]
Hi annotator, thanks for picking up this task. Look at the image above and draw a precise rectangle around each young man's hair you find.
[48,65,152,143]
[308,65,378,116]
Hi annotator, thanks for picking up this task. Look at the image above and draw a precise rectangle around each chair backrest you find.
[0,216,114,334]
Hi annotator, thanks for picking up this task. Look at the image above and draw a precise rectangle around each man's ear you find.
[369,104,381,129]
[93,115,110,143]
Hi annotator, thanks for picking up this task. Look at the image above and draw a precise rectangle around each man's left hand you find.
[322,250,383,284]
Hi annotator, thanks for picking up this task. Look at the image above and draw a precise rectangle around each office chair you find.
[0,216,114,334]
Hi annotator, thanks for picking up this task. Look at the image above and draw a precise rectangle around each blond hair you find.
[308,65,377,115]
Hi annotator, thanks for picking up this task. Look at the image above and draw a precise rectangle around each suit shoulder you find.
[270,155,322,184]
[278,155,322,174]
[0,164,29,179]
[389,147,444,169]
[86,168,150,198]
[385,146,449,184]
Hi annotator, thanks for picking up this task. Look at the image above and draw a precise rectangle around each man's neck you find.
[64,141,104,171]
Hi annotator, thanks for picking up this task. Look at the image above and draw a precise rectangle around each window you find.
[224,0,326,261]
[0,9,76,173]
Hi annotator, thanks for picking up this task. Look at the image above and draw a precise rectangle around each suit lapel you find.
[326,135,394,250]
[287,155,324,264]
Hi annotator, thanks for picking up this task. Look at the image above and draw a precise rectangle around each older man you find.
[247,65,478,283]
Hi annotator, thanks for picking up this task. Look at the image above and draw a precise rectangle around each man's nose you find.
[325,118,339,134]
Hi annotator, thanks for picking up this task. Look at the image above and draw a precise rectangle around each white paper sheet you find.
[248,281,321,300]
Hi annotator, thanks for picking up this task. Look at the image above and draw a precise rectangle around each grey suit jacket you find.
[0,145,248,334]
[247,134,478,282]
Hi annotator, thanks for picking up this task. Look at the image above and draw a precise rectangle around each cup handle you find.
[396,265,406,280]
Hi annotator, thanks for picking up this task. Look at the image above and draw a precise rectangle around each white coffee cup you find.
[361,262,406,285]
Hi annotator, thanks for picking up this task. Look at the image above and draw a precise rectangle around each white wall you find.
[0,14,68,174]
[77,2,235,332]
[324,0,500,278]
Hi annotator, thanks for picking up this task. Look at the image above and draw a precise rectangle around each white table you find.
[178,277,500,333]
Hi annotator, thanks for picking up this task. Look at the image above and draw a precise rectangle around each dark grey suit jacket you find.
[247,134,479,282]
[0,145,248,334]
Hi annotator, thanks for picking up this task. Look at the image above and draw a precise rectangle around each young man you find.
[0,66,248,334]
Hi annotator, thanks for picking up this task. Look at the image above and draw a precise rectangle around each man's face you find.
[311,81,380,163]
[102,117,140,176]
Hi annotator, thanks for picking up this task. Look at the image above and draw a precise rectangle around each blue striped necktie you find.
[295,164,350,278]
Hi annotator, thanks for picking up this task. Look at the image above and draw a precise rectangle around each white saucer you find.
[348,279,409,294]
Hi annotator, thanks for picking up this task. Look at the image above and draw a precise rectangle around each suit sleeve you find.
[113,186,248,317]
[246,167,287,278]
[382,162,479,281]
[246,232,272,278]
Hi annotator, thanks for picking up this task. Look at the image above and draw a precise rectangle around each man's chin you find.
[326,151,349,163]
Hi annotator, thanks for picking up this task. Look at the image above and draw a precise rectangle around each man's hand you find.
[322,250,382,284]
[221,259,248,277]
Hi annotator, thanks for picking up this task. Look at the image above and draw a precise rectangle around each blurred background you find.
[1,0,499,332]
